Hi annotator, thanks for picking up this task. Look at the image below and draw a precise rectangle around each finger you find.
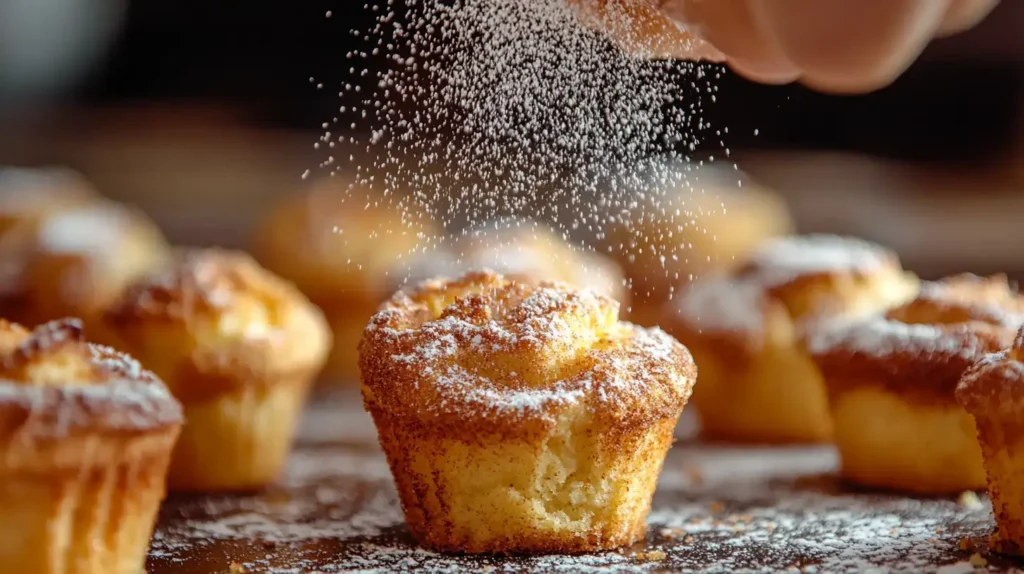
[662,0,800,82]
[574,0,725,60]
[937,0,998,36]
[751,0,950,93]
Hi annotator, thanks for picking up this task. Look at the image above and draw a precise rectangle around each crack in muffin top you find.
[957,325,1024,415]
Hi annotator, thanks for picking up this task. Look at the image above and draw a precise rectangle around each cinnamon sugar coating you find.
[361,270,693,437]
[811,274,1024,405]
[360,270,695,553]
[0,318,182,444]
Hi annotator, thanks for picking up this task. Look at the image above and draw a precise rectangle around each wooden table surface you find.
[146,390,1023,574]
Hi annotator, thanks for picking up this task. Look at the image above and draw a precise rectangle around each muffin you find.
[958,325,1024,553]
[360,270,696,553]
[0,166,98,236]
[251,178,435,382]
[667,234,918,443]
[102,249,332,492]
[810,274,1024,494]
[0,318,182,574]
[395,221,629,305]
[597,162,793,327]
[0,198,171,340]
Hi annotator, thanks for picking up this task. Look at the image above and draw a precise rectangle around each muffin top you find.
[809,274,1024,404]
[394,221,628,304]
[0,318,182,447]
[957,325,1024,415]
[670,234,919,355]
[252,177,436,300]
[0,166,98,234]
[0,199,171,323]
[104,249,331,396]
[359,270,695,438]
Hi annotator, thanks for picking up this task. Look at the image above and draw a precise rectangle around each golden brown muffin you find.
[394,221,629,306]
[668,234,918,444]
[958,325,1024,554]
[102,249,332,492]
[251,179,435,383]
[0,318,183,574]
[360,270,696,554]
[0,166,98,236]
[810,273,1024,495]
[597,163,793,327]
[0,198,172,342]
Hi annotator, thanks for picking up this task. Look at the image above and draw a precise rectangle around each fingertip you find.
[937,0,999,36]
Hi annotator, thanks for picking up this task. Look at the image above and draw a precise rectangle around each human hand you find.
[589,0,998,93]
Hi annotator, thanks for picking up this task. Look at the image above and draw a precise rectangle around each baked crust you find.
[103,249,331,491]
[665,234,917,443]
[810,273,1024,405]
[0,198,171,336]
[0,317,182,574]
[957,326,1024,554]
[394,221,629,306]
[360,270,695,553]
[251,178,436,381]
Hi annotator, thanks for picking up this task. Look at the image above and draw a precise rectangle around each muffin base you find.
[0,430,178,574]
[970,413,1024,554]
[689,342,833,444]
[168,380,311,492]
[369,407,679,554]
[832,385,985,494]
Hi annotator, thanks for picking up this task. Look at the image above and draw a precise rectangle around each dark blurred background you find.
[0,0,1022,274]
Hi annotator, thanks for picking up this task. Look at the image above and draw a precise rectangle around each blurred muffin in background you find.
[0,166,98,236]
[394,221,629,306]
[251,176,436,383]
[595,161,793,327]
[0,197,172,340]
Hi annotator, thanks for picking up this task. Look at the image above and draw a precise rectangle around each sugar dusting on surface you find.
[310,0,735,299]
[149,417,1000,573]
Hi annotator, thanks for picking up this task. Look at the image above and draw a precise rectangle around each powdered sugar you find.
[314,0,729,294]
[148,434,1002,573]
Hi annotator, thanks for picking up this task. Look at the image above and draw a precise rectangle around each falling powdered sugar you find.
[317,0,729,291]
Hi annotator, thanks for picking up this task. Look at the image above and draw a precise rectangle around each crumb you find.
[229,564,247,574]
[636,550,667,562]
[708,501,724,513]
[936,526,945,534]
[684,535,695,544]
[968,552,987,567]
[958,491,983,509]
[959,538,976,551]
[660,527,684,540]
